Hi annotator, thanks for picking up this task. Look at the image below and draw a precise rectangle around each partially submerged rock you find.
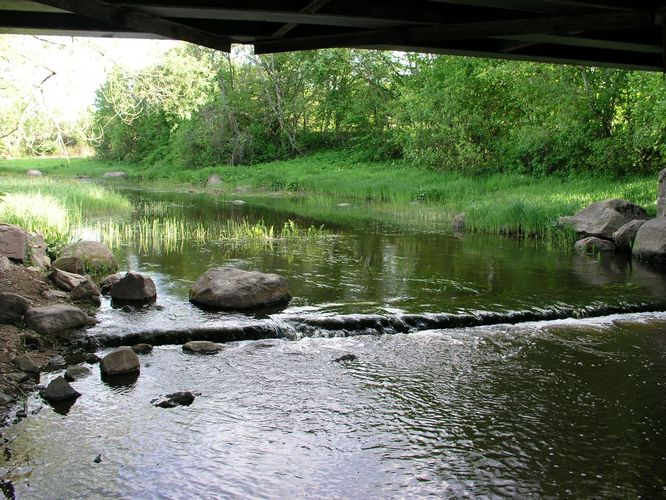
[574,237,616,255]
[110,272,157,304]
[559,199,648,240]
[333,354,357,363]
[189,267,291,311]
[612,219,646,253]
[59,240,117,275]
[0,292,31,325]
[153,391,195,408]
[633,218,666,263]
[42,376,81,402]
[100,347,140,376]
[65,364,92,382]
[182,340,222,354]
[24,304,88,335]
[99,273,123,295]
[132,343,153,354]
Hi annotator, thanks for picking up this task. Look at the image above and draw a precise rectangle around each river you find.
[1,189,665,498]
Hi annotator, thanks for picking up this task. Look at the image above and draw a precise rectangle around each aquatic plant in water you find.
[91,216,327,254]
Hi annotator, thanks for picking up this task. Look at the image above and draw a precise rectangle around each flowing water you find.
[1,190,665,498]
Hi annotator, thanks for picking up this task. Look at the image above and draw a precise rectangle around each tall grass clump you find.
[0,176,133,256]
[94,217,327,254]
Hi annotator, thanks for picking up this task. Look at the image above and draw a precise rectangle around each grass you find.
[0,176,132,256]
[1,151,659,243]
[93,217,328,254]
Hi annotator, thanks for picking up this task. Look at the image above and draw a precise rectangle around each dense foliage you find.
[89,45,666,176]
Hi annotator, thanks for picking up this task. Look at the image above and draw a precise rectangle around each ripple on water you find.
[2,315,666,498]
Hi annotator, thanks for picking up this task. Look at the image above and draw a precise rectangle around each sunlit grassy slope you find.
[1,151,658,241]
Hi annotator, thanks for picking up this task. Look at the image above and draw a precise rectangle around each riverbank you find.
[1,151,659,240]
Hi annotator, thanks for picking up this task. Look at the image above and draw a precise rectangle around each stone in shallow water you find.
[153,391,195,408]
[574,237,615,255]
[41,376,80,402]
[182,341,222,354]
[100,347,140,376]
[559,198,648,240]
[633,217,666,263]
[65,364,92,382]
[110,272,157,303]
[132,343,153,354]
[189,267,291,311]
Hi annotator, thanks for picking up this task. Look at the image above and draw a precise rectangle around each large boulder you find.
[0,292,31,325]
[612,219,646,253]
[0,224,28,263]
[110,272,157,303]
[633,218,666,263]
[100,347,140,376]
[52,256,85,275]
[24,304,87,335]
[559,199,648,240]
[59,241,117,274]
[189,267,291,310]
[51,268,88,292]
[575,237,616,255]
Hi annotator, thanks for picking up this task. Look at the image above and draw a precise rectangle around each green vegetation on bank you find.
[0,176,132,255]
[2,151,657,242]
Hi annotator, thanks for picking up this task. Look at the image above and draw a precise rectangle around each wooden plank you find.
[126,5,422,29]
[495,33,661,53]
[273,0,332,38]
[32,0,231,51]
[254,11,654,53]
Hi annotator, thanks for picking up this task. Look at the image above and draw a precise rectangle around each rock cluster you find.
[560,194,666,264]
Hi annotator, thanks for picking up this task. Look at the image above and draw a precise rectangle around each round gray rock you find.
[110,272,157,303]
[100,347,140,376]
[24,304,88,335]
[59,240,117,274]
[633,217,666,263]
[182,341,222,354]
[26,169,43,177]
[189,267,291,310]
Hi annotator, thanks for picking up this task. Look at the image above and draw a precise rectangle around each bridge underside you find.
[0,0,664,71]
